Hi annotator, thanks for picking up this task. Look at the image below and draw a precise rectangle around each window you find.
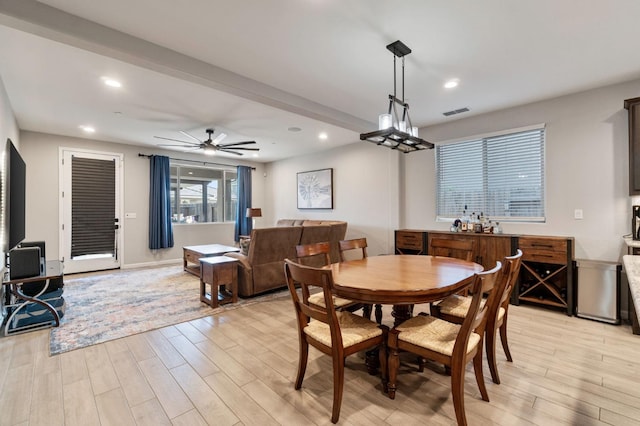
[436,126,545,222]
[169,163,237,224]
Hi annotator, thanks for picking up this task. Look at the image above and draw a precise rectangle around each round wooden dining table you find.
[331,254,484,327]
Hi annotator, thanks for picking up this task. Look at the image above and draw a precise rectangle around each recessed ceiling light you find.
[253,153,259,158]
[79,125,95,133]
[288,126,302,132]
[318,132,328,140]
[444,79,459,89]
[101,77,122,88]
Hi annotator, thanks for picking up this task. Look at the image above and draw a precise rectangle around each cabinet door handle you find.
[530,243,554,249]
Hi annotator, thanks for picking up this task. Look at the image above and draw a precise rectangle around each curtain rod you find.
[138,153,256,170]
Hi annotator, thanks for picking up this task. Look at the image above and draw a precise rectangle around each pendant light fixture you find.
[360,40,434,153]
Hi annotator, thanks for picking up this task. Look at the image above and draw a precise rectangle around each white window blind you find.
[436,127,545,222]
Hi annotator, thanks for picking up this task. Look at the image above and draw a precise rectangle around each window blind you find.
[436,128,545,222]
[71,156,116,257]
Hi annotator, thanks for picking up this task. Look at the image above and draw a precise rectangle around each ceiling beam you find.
[0,0,373,133]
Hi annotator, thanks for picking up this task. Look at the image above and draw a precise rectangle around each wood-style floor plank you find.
[137,357,194,419]
[129,398,172,426]
[62,378,101,426]
[94,388,136,426]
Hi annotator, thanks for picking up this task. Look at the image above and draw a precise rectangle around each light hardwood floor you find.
[1,294,639,425]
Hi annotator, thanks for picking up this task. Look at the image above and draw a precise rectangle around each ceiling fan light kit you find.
[155,128,259,156]
[360,40,434,153]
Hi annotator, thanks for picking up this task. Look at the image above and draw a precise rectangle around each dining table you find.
[330,254,484,373]
[331,254,484,325]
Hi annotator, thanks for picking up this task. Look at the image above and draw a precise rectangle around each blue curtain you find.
[149,155,174,249]
[234,165,252,242]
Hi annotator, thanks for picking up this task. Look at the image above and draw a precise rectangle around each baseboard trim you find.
[122,259,182,270]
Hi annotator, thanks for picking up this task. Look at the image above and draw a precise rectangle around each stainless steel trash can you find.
[576,260,620,324]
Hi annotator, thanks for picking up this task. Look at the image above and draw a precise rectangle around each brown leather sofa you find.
[225,220,347,297]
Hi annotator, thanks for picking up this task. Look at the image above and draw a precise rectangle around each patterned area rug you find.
[49,265,288,355]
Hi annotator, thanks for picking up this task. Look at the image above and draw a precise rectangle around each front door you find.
[60,149,123,274]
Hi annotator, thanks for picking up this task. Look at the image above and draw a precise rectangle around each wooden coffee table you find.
[183,244,240,276]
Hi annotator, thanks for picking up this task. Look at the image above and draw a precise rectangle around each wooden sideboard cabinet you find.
[395,230,427,255]
[396,229,576,315]
[516,236,575,316]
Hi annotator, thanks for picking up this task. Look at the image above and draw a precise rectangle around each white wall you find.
[20,131,265,267]
[0,76,18,148]
[404,78,640,262]
[266,142,401,256]
[0,75,19,261]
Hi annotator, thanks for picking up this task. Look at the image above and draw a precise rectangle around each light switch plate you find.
[125,212,137,219]
[574,209,583,220]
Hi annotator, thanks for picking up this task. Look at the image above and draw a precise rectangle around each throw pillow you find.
[240,238,251,255]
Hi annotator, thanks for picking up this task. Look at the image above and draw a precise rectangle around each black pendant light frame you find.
[360,40,434,153]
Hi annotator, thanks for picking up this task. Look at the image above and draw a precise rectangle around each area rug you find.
[49,265,288,355]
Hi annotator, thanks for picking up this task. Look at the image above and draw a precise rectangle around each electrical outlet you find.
[574,209,583,220]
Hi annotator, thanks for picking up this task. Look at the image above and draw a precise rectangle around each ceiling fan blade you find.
[212,132,227,144]
[217,140,256,147]
[221,147,260,151]
[154,136,200,146]
[158,143,196,147]
[179,130,203,143]
[219,149,243,156]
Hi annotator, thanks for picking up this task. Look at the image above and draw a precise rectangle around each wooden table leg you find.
[391,305,412,328]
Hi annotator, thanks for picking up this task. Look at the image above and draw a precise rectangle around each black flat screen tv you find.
[7,139,26,251]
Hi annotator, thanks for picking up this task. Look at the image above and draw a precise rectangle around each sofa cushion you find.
[298,225,331,267]
[277,219,305,226]
[249,226,302,263]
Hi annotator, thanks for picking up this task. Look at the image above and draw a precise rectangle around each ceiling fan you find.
[154,128,259,156]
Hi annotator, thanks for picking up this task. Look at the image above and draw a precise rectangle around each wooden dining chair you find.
[297,242,365,313]
[338,238,377,322]
[431,250,523,384]
[387,262,503,426]
[430,238,475,262]
[284,259,388,424]
[429,238,476,301]
[338,238,368,262]
[296,241,332,267]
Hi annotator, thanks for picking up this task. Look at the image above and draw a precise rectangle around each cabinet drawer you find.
[185,250,202,264]
[518,237,567,264]
[396,231,425,249]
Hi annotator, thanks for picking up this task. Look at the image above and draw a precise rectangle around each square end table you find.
[199,256,238,308]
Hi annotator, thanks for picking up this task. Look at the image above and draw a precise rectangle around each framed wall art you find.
[297,168,333,209]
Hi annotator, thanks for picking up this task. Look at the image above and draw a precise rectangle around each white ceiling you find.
[1,0,640,162]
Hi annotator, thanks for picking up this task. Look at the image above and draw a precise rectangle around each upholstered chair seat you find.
[436,294,487,318]
[304,310,383,347]
[395,314,481,356]
[308,292,357,309]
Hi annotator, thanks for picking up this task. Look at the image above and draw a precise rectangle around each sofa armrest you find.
[224,252,252,271]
